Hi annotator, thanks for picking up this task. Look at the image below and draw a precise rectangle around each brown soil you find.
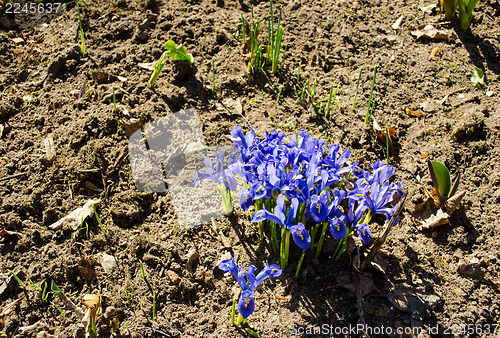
[1,0,499,337]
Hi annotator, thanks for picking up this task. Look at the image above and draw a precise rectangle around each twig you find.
[0,171,28,182]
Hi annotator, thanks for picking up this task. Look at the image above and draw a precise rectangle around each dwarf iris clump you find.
[227,126,404,276]
[219,258,282,323]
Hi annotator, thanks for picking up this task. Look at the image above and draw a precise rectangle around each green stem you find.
[231,298,236,325]
[295,250,306,279]
[219,183,233,217]
[280,226,286,269]
[271,222,279,253]
[310,222,321,250]
[364,66,377,124]
[316,222,328,258]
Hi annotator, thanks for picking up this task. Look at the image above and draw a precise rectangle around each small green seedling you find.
[427,159,460,204]
[52,302,66,320]
[364,66,377,124]
[112,87,117,113]
[140,260,146,279]
[29,280,49,304]
[470,67,484,88]
[148,40,194,87]
[245,7,264,73]
[63,1,88,55]
[164,40,194,63]
[92,205,106,237]
[8,270,26,288]
[266,0,284,73]
[458,0,480,30]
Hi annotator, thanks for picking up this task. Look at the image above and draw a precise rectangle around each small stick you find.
[0,172,28,182]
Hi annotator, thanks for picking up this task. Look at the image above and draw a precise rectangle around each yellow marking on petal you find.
[256,186,265,192]
[317,203,321,214]
[296,231,304,240]
[245,296,249,308]
[336,224,340,231]
[361,229,366,236]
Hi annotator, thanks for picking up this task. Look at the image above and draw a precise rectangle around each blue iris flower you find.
[363,182,394,216]
[251,194,311,250]
[329,198,369,242]
[194,151,237,190]
[309,191,330,223]
[218,258,282,319]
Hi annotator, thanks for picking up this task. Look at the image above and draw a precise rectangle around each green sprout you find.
[470,67,484,88]
[148,40,194,87]
[64,1,88,55]
[441,0,458,20]
[92,205,106,237]
[325,83,339,119]
[52,302,66,320]
[140,260,146,280]
[152,293,156,321]
[427,159,460,204]
[364,66,377,124]
[246,7,264,73]
[77,4,86,56]
[458,0,480,30]
[8,269,26,288]
[29,280,49,304]
[112,87,117,113]
[266,0,284,73]
[275,84,284,108]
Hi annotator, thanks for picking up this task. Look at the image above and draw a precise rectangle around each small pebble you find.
[167,270,181,284]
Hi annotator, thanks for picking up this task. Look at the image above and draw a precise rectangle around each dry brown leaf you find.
[443,191,465,214]
[121,119,144,138]
[429,46,442,61]
[0,229,21,237]
[413,198,451,230]
[411,25,451,40]
[44,136,56,163]
[186,248,199,273]
[420,152,429,159]
[0,298,22,318]
[376,127,396,154]
[85,181,104,192]
[49,199,100,231]
[97,253,118,273]
[82,294,100,310]
[404,106,424,117]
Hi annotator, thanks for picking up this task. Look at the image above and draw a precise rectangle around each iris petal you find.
[289,223,310,250]
[329,218,347,240]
